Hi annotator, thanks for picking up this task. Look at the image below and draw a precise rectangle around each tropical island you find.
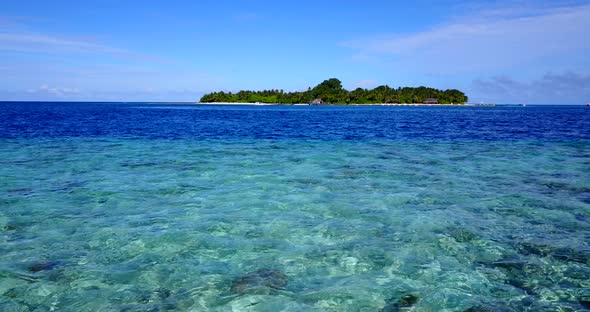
[199,78,468,105]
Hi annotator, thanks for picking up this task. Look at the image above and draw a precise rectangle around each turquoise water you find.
[1,103,590,311]
[1,138,589,311]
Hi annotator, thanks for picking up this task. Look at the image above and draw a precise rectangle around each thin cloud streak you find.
[0,31,169,63]
[233,12,259,22]
[0,32,125,53]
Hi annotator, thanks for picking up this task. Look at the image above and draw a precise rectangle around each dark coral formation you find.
[230,268,287,295]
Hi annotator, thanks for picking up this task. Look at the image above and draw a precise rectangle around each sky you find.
[0,0,589,104]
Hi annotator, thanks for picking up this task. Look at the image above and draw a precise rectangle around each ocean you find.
[1,103,589,311]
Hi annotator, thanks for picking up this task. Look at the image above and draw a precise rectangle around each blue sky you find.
[1,0,589,103]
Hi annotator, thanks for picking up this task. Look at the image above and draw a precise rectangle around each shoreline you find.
[198,102,496,107]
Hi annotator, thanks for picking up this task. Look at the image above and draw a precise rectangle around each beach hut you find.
[423,98,438,104]
[310,98,324,105]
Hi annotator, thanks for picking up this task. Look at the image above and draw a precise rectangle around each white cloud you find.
[14,84,204,102]
[472,72,590,104]
[0,18,216,102]
[27,84,80,96]
[342,3,590,74]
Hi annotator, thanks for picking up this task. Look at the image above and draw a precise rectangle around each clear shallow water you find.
[0,103,589,311]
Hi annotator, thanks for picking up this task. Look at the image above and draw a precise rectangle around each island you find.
[199,78,468,105]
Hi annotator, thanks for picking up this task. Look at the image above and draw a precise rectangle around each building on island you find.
[309,98,324,105]
[423,98,438,104]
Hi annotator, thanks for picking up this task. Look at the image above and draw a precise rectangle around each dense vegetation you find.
[199,78,468,104]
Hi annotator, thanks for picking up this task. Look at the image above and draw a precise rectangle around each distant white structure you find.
[309,98,324,105]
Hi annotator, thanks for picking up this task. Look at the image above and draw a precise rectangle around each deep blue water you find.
[1,102,589,141]
[1,102,589,311]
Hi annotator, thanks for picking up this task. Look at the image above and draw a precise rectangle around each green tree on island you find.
[199,78,468,104]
